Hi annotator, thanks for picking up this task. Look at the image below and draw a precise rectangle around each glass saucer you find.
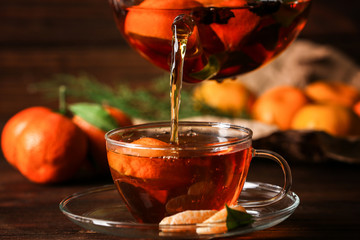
[59,181,299,239]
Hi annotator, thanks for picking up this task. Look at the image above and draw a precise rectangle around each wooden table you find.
[1,156,360,239]
[1,0,360,239]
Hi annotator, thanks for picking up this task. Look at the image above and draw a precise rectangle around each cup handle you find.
[240,149,292,207]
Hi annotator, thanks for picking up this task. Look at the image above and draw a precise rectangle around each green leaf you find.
[31,73,222,121]
[69,102,118,132]
[226,205,254,231]
[189,55,220,80]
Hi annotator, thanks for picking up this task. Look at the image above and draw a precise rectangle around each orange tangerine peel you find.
[160,210,217,225]
[203,205,246,223]
[108,137,169,179]
[108,137,192,187]
[196,205,246,234]
[199,0,260,51]
[125,0,203,40]
[159,205,247,234]
[354,101,360,117]
[129,137,170,157]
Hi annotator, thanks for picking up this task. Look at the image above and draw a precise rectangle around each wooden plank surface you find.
[1,159,359,239]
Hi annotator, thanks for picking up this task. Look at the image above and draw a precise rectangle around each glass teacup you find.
[105,121,291,223]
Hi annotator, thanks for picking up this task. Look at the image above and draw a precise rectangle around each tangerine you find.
[305,81,360,108]
[193,79,256,117]
[291,104,360,137]
[71,104,132,175]
[252,86,309,130]
[1,107,88,184]
[354,101,360,117]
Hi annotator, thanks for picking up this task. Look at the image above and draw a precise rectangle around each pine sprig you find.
[31,73,210,121]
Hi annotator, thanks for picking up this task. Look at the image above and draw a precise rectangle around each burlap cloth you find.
[239,40,360,94]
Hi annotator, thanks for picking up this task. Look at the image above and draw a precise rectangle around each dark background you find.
[1,0,359,129]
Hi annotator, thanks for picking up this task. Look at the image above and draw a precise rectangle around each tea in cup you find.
[105,121,291,223]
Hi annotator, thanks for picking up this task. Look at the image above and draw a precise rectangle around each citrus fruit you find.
[1,106,88,184]
[202,205,246,223]
[354,101,360,117]
[159,204,247,234]
[196,205,246,235]
[200,0,260,51]
[159,210,217,225]
[70,103,132,175]
[305,81,360,108]
[124,0,203,40]
[193,79,256,117]
[252,86,309,130]
[291,104,360,137]
[107,137,192,188]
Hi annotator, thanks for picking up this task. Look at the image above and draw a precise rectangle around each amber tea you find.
[106,122,292,223]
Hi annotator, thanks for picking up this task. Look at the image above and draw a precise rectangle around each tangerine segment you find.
[196,205,246,235]
[203,205,246,223]
[187,181,214,195]
[196,222,227,235]
[159,210,217,225]
[159,204,247,234]
[125,0,203,40]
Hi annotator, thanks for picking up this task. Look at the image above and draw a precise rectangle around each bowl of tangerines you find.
[193,79,360,163]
